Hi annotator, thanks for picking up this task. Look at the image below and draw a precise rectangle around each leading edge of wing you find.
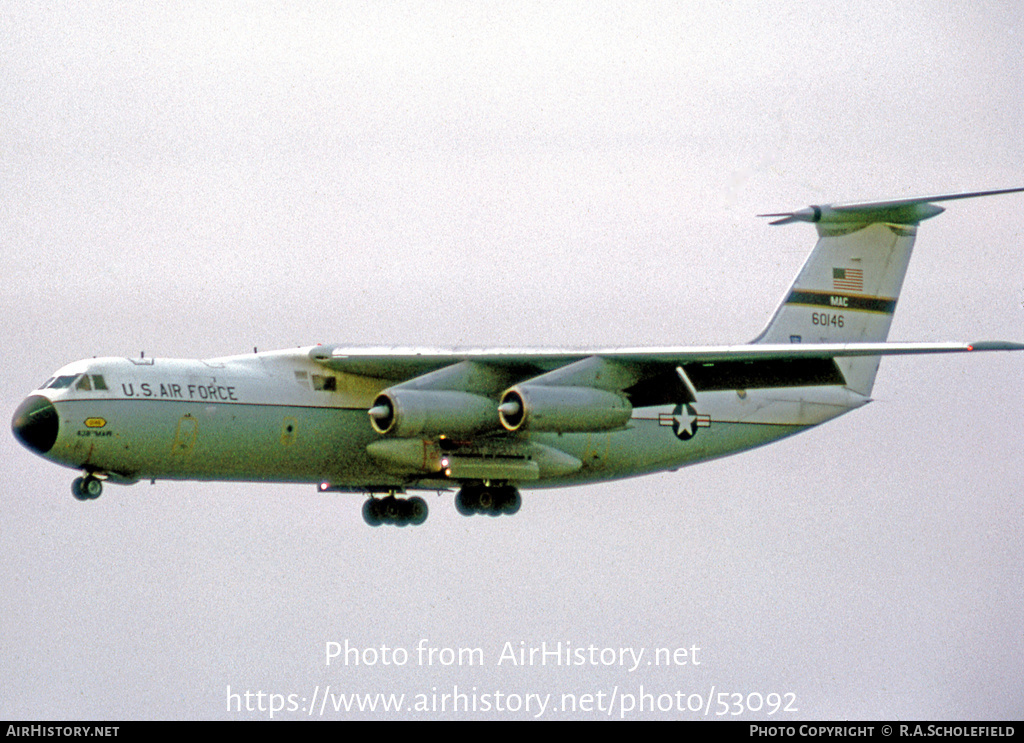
[607,340,1024,363]
[310,340,1024,377]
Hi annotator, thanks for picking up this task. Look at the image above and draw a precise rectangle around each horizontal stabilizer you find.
[759,187,1024,226]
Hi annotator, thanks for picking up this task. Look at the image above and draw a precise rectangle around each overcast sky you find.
[3,1,1023,720]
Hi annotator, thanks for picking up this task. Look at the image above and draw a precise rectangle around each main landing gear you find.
[362,495,429,527]
[359,483,522,525]
[455,483,521,517]
[71,475,103,501]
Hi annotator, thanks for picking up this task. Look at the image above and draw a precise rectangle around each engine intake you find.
[368,389,498,437]
[497,385,632,433]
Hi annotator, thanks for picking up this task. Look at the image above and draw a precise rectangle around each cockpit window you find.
[44,374,107,391]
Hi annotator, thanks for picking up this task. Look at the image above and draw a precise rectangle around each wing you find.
[309,340,1023,435]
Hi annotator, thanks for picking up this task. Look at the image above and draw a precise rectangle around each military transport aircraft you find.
[12,188,1024,526]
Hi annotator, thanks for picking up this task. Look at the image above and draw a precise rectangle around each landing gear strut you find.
[362,494,428,527]
[455,483,521,517]
[72,475,103,501]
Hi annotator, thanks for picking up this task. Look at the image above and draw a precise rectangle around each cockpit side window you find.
[76,375,93,391]
[91,375,108,390]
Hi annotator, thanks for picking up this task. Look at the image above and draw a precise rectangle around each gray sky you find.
[3,1,1023,720]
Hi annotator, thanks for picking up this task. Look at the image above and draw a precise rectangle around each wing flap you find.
[683,357,845,391]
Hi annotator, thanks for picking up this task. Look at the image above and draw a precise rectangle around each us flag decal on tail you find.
[833,267,863,292]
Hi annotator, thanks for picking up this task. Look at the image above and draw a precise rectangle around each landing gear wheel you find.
[362,498,382,526]
[455,487,476,516]
[363,495,429,526]
[455,484,521,517]
[499,486,521,515]
[407,497,428,525]
[83,477,102,499]
[379,495,405,525]
[72,476,102,501]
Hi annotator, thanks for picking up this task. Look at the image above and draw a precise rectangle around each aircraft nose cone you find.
[12,395,59,455]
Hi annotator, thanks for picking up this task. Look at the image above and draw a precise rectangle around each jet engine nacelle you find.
[368,389,498,436]
[497,385,632,433]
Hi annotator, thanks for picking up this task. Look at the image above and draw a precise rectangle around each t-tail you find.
[752,187,1024,396]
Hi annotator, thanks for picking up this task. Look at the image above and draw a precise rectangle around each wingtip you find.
[967,340,1024,352]
[757,207,819,226]
[758,214,797,226]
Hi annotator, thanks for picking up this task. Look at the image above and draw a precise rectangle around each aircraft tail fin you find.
[752,188,1024,395]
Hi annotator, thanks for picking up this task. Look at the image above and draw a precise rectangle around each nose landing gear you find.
[72,475,103,501]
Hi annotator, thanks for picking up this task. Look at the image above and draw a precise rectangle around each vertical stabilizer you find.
[753,188,1024,395]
